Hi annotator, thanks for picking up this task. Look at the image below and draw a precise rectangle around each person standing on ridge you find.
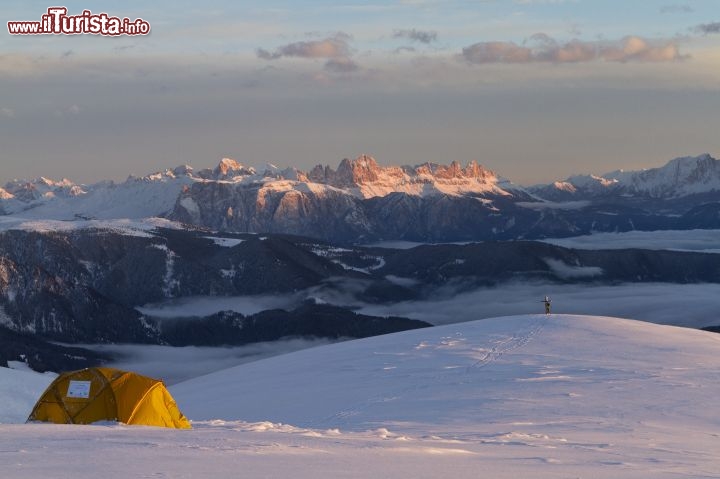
[543,296,551,315]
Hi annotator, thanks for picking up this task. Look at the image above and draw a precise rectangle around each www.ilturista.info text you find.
[8,7,150,36]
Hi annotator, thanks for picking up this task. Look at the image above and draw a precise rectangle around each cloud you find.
[357,281,720,330]
[1,107,14,118]
[543,229,720,253]
[462,42,533,63]
[324,57,360,73]
[82,338,336,385]
[138,294,295,318]
[462,34,684,64]
[256,48,281,60]
[257,33,352,60]
[393,29,438,44]
[602,36,682,62]
[394,46,417,54]
[659,4,693,14]
[257,33,360,75]
[542,258,603,279]
[514,0,577,3]
[694,22,720,35]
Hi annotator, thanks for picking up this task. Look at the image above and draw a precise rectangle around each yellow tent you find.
[27,367,191,429]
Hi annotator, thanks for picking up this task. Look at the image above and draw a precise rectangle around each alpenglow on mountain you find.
[2,153,720,242]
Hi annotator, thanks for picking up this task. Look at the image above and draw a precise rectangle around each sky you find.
[1,1,719,186]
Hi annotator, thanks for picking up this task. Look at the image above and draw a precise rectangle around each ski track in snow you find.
[316,316,545,428]
[466,315,545,371]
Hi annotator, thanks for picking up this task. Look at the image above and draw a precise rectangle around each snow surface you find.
[362,239,475,249]
[202,236,244,248]
[3,173,195,220]
[516,200,591,210]
[4,314,720,477]
[0,367,56,424]
[0,216,186,237]
[603,153,720,198]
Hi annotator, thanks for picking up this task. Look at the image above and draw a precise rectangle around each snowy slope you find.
[14,174,195,220]
[541,153,720,199]
[0,216,186,235]
[0,367,56,424]
[3,314,720,478]
[604,153,720,198]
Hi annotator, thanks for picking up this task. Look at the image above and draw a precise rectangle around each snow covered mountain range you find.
[2,153,720,242]
[531,153,720,200]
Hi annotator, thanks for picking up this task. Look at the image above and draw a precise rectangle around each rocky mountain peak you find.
[2,176,82,202]
[605,153,720,198]
[213,158,255,179]
[0,187,14,200]
[172,165,194,177]
[335,155,382,186]
[434,160,464,179]
[411,160,495,181]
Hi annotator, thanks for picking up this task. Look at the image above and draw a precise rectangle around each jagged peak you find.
[213,158,255,178]
[172,165,194,177]
[0,187,14,200]
[217,157,243,171]
[67,185,87,196]
[552,181,577,193]
[337,155,381,172]
[334,155,383,186]
[261,163,307,181]
[660,153,718,174]
[566,174,619,189]
[344,154,378,168]
[6,176,75,188]
[603,154,718,179]
[666,153,715,165]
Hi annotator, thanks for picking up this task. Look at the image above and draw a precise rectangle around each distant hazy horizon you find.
[2,1,719,186]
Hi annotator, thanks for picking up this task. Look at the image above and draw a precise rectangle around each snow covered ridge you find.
[0,216,187,236]
[535,153,720,199]
[5,314,720,478]
[0,167,196,219]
